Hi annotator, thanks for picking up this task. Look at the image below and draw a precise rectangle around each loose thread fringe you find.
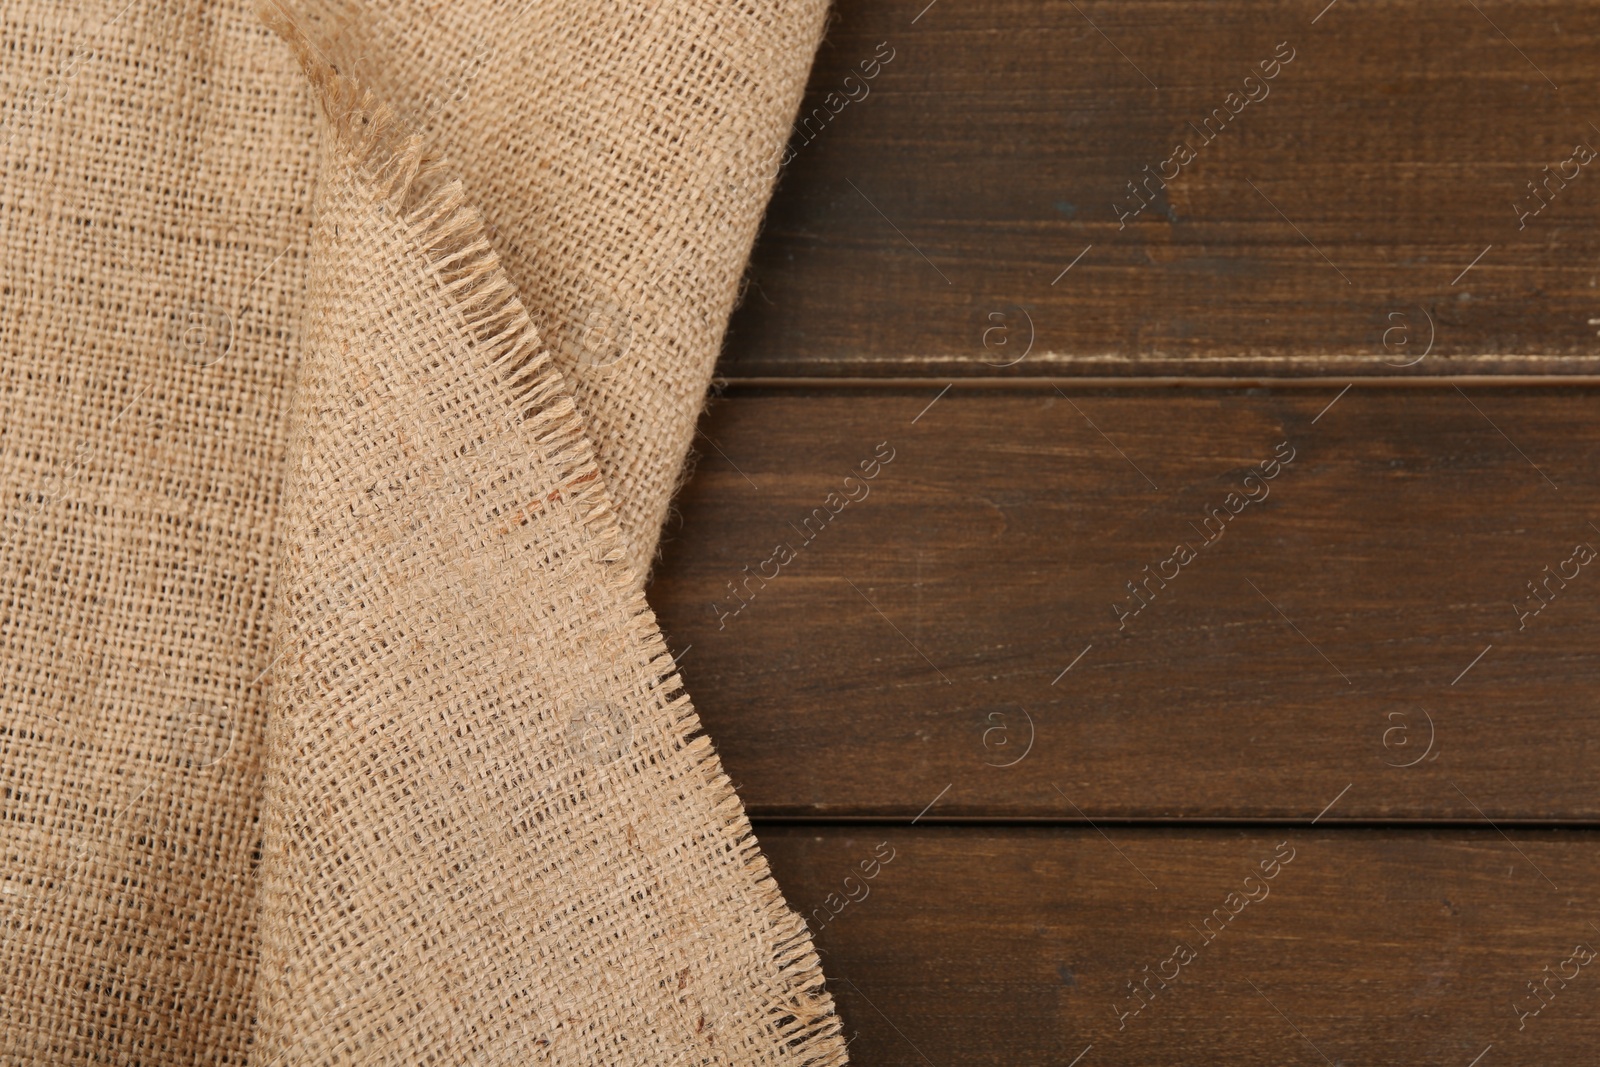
[257,3,845,1060]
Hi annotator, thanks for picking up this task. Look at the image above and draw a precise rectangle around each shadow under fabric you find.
[0,0,844,1063]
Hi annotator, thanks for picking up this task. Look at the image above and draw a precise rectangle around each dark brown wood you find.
[652,386,1600,820]
[692,7,1600,1055]
[758,825,1600,1066]
[721,0,1600,378]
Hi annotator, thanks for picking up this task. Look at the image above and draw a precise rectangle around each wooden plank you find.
[651,387,1600,819]
[757,825,1600,1066]
[722,0,1600,378]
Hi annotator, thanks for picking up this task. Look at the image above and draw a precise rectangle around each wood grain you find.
[721,0,1600,378]
[695,8,1600,1056]
[652,386,1600,820]
[757,825,1600,1066]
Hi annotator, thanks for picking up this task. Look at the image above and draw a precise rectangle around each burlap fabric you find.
[0,0,843,1063]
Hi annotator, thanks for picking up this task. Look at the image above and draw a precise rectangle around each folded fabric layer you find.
[291,0,821,581]
[0,0,842,1063]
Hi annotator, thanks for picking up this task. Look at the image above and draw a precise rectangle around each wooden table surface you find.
[649,2,1600,1061]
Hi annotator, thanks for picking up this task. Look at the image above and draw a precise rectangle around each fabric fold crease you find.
[0,0,842,1062]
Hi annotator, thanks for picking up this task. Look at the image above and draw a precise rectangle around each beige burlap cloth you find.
[0,1,844,1063]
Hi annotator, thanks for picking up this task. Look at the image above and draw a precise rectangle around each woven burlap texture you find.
[0,0,844,1063]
